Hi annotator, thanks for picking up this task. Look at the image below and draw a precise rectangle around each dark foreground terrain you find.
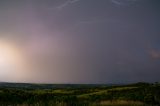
[0,82,159,106]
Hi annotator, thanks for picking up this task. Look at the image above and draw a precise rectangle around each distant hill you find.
[0,82,117,89]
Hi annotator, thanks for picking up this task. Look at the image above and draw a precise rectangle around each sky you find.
[0,0,160,84]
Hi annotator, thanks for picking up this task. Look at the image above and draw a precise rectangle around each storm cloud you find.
[0,0,160,83]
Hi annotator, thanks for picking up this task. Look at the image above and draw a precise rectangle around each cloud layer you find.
[0,0,160,83]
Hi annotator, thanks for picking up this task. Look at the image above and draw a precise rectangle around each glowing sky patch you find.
[0,39,28,82]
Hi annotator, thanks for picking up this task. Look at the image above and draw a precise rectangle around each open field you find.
[0,82,159,106]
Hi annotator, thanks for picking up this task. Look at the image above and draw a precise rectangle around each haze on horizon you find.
[0,0,160,84]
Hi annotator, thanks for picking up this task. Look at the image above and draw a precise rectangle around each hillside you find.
[0,82,159,106]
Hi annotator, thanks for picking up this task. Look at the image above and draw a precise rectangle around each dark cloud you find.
[0,0,160,83]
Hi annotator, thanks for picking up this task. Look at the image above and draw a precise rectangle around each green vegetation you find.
[0,82,159,106]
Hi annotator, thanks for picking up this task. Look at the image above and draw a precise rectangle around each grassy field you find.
[0,82,159,106]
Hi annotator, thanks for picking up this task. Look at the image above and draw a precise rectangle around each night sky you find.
[0,0,160,83]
